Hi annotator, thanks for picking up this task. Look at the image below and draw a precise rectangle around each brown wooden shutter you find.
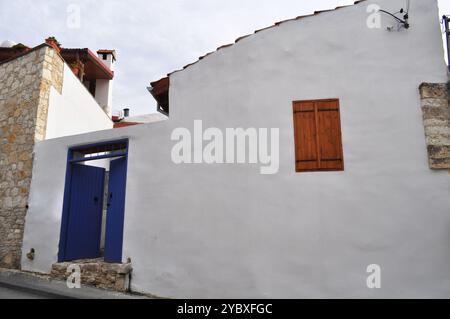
[293,99,344,172]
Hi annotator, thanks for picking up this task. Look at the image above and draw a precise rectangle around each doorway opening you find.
[58,139,128,263]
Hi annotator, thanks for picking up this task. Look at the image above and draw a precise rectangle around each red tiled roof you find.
[113,122,140,128]
[151,0,366,83]
[150,76,169,95]
[0,43,115,81]
[0,44,45,65]
[61,48,114,79]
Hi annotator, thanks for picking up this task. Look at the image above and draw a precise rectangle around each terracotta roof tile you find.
[254,25,275,33]
[217,44,233,50]
[61,48,114,79]
[113,122,140,128]
[235,34,252,43]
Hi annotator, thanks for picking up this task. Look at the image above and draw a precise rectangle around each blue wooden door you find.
[104,157,127,263]
[64,164,105,261]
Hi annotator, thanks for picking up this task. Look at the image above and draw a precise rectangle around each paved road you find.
[0,284,50,299]
[0,270,151,299]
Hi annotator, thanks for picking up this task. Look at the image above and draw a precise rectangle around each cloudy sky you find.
[1,0,449,115]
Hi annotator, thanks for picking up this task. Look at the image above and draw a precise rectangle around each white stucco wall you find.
[22,0,450,298]
[95,53,115,117]
[45,64,113,140]
[95,79,113,118]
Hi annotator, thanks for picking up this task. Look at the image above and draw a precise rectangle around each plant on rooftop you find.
[46,36,61,46]
[69,60,84,77]
[45,36,62,53]
[12,43,29,51]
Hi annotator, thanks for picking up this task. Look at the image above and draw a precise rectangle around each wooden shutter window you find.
[293,99,344,172]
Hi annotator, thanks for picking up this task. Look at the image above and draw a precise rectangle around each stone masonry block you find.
[419,83,450,170]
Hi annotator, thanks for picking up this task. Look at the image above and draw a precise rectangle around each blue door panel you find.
[104,157,127,263]
[64,164,105,261]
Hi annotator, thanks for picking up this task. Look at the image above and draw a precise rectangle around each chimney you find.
[123,108,130,118]
[95,50,116,118]
[97,49,116,71]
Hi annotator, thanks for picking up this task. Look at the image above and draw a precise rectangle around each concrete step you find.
[51,258,132,292]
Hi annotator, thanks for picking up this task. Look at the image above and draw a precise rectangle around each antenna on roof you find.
[405,0,410,26]
[380,0,410,31]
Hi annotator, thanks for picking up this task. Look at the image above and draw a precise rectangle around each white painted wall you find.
[45,64,113,140]
[95,52,115,117]
[22,0,450,298]
[95,79,113,118]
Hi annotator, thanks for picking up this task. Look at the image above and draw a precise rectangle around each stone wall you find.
[419,83,450,170]
[51,259,132,292]
[0,45,64,269]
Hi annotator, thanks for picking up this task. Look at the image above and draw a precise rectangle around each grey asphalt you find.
[0,284,50,299]
[0,269,151,299]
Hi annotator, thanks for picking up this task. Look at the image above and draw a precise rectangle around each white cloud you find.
[1,0,448,115]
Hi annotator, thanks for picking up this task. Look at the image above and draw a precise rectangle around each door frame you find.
[104,157,128,263]
[58,139,129,262]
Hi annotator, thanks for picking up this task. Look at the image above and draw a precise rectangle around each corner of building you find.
[0,44,64,269]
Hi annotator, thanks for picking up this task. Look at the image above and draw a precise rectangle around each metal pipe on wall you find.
[444,15,450,71]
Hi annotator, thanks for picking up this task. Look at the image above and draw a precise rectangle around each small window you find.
[293,99,344,172]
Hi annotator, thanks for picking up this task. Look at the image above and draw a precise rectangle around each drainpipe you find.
[444,15,450,71]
